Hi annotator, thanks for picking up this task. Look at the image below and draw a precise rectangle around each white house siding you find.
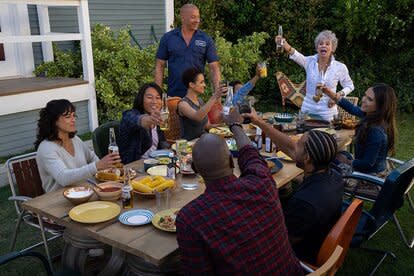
[28,0,166,66]
[0,100,90,157]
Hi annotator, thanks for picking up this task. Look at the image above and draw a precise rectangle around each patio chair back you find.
[92,120,120,159]
[316,199,363,270]
[6,152,44,214]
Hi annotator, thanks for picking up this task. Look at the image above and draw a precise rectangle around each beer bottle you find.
[222,86,234,116]
[108,127,118,154]
[160,93,169,131]
[276,25,284,53]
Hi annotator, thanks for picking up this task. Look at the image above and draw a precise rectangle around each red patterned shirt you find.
[176,145,303,275]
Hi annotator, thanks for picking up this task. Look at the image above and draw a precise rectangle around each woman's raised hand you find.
[213,83,228,99]
[96,152,122,170]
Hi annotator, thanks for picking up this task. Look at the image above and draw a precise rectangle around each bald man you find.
[155,4,221,98]
[244,109,344,263]
[176,109,303,274]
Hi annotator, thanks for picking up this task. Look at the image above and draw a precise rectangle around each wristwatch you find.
[229,123,242,132]
[338,90,345,97]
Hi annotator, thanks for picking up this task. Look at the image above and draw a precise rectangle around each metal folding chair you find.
[6,152,63,270]
[345,157,414,249]
[344,158,414,275]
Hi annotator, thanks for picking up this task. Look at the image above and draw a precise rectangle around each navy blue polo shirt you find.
[156,28,219,98]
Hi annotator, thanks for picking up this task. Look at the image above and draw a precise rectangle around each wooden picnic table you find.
[22,155,303,270]
[22,128,353,273]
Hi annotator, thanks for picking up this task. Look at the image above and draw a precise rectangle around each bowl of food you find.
[274,113,295,123]
[63,186,94,205]
[95,167,137,182]
[95,181,123,201]
[131,176,175,198]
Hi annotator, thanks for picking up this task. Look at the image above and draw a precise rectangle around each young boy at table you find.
[176,109,303,274]
[243,108,344,263]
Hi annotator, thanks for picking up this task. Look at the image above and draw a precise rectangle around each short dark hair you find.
[304,130,337,171]
[35,99,76,149]
[229,80,242,88]
[132,82,164,113]
[182,67,203,89]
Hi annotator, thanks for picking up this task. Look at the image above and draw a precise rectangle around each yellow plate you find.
[152,208,180,232]
[276,151,294,162]
[69,201,121,224]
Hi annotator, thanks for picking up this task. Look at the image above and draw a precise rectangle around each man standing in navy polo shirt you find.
[155,4,221,98]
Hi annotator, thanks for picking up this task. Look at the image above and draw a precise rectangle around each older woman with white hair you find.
[277,30,354,121]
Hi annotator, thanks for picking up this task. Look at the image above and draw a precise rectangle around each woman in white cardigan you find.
[35,99,120,192]
[277,30,354,121]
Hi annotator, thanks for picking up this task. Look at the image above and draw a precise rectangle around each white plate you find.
[119,209,154,226]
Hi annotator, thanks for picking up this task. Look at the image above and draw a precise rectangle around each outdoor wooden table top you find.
[22,155,303,266]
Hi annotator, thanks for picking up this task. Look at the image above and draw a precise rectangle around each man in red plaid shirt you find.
[176,109,303,275]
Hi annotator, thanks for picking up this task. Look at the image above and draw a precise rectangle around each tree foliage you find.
[176,0,414,112]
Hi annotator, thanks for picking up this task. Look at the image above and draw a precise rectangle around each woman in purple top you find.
[323,83,397,174]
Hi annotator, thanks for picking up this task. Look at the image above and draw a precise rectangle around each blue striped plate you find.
[119,209,154,226]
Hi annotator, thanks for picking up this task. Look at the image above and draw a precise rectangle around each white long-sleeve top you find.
[289,50,354,121]
[36,136,99,192]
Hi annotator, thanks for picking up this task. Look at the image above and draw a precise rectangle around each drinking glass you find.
[155,189,171,211]
[296,111,306,133]
[258,62,267,78]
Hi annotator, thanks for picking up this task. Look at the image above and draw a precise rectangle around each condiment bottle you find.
[121,168,134,209]
[167,152,176,180]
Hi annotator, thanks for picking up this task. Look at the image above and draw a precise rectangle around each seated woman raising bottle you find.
[177,68,227,141]
[35,99,121,192]
[118,82,170,164]
[322,83,397,175]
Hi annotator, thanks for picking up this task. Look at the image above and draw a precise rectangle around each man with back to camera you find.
[154,3,221,98]
[176,108,303,274]
[243,108,344,263]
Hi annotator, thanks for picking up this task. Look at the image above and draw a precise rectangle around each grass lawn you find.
[0,114,413,275]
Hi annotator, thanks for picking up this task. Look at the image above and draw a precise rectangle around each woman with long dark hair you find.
[118,82,170,163]
[35,99,120,192]
[323,83,397,174]
[177,68,226,140]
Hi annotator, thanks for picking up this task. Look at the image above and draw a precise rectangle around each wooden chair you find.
[304,246,344,276]
[301,199,363,275]
[6,152,63,269]
[164,97,181,143]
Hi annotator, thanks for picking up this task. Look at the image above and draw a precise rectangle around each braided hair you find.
[304,130,338,171]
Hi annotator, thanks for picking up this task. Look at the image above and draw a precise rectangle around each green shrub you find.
[34,24,268,122]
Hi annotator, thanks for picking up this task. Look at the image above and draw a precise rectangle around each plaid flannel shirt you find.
[176,145,303,275]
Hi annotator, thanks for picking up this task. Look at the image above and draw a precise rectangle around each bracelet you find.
[229,123,242,132]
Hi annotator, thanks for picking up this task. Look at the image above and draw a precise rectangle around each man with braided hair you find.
[244,109,344,263]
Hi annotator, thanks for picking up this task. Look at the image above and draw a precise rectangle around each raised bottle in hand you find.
[160,93,169,131]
